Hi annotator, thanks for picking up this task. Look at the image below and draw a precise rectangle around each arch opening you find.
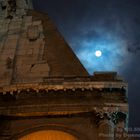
[19,130,77,140]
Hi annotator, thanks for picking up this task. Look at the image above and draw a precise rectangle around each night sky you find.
[33,0,140,136]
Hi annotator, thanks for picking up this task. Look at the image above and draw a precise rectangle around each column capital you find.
[93,107,127,126]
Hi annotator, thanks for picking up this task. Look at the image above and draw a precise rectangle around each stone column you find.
[114,112,128,140]
[98,119,114,140]
[94,107,127,140]
[95,112,114,140]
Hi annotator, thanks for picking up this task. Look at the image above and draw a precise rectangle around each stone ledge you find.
[0,103,128,117]
[0,80,127,94]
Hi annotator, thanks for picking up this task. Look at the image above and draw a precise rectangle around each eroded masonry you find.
[0,0,129,140]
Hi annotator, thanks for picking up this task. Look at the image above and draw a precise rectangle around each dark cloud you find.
[33,0,140,135]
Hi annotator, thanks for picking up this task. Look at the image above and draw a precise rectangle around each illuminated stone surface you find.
[0,0,132,140]
[19,130,77,140]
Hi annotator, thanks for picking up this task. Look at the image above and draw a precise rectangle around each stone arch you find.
[19,130,77,140]
[10,124,89,140]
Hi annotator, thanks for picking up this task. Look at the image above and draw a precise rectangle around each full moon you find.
[95,50,102,57]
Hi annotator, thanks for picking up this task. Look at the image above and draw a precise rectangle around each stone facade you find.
[0,0,130,140]
[0,75,129,140]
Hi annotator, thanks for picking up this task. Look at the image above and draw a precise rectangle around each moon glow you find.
[95,50,102,57]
